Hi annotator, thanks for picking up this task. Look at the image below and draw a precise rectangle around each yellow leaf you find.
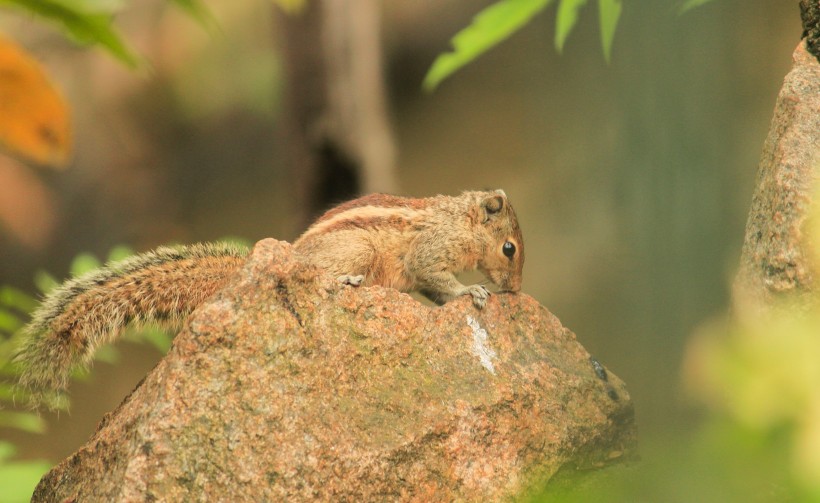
[0,36,71,168]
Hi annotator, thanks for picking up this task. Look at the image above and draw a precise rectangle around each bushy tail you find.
[15,242,248,406]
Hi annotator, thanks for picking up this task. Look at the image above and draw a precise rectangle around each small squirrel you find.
[15,190,524,401]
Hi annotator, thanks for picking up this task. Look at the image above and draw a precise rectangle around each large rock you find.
[735,41,820,309]
[33,239,635,502]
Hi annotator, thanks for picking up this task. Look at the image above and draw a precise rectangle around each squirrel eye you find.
[502,241,516,258]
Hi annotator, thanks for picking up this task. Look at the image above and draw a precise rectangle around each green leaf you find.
[0,384,21,403]
[90,344,120,365]
[106,245,135,263]
[68,0,125,12]
[121,326,172,353]
[555,0,589,53]
[598,0,621,63]
[0,457,52,503]
[136,327,172,353]
[0,442,15,462]
[69,252,101,276]
[0,310,23,334]
[169,0,219,32]
[0,411,47,434]
[218,236,252,249]
[422,0,554,92]
[0,0,139,67]
[0,287,37,314]
[33,271,58,295]
[678,0,717,14]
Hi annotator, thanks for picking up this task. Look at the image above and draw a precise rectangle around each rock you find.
[802,0,820,61]
[33,239,635,502]
[735,41,820,310]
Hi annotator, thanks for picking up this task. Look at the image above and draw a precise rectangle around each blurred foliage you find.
[597,0,621,63]
[0,442,50,503]
[273,0,306,16]
[169,0,218,33]
[0,0,213,168]
[678,0,719,14]
[0,0,137,65]
[554,0,587,53]
[0,282,63,413]
[682,306,820,500]
[423,0,554,91]
[528,188,820,501]
[0,0,214,66]
[0,245,173,503]
[423,0,625,90]
[423,0,728,90]
[0,244,176,405]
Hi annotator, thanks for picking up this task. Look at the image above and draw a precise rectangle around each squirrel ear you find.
[481,193,506,222]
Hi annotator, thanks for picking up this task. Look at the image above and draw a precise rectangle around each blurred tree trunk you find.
[733,36,820,310]
[276,0,398,228]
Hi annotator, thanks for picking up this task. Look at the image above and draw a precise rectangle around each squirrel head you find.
[473,190,525,293]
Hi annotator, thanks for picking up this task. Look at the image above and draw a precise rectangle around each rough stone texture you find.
[735,41,820,309]
[802,0,820,61]
[33,239,635,502]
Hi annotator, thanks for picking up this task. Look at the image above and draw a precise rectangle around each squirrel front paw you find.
[338,274,365,287]
[463,284,491,309]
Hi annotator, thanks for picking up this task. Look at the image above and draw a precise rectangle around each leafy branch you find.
[423,0,719,91]
[423,0,623,91]
[0,0,213,67]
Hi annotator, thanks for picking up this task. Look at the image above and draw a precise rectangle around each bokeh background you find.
[0,0,802,486]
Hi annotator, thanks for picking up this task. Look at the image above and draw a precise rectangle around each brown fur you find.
[16,244,247,403]
[16,191,524,405]
[294,190,525,303]
[315,193,429,223]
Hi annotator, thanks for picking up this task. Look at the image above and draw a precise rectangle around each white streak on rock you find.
[466,316,496,375]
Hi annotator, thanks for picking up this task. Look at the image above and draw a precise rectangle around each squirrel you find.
[15,189,524,402]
